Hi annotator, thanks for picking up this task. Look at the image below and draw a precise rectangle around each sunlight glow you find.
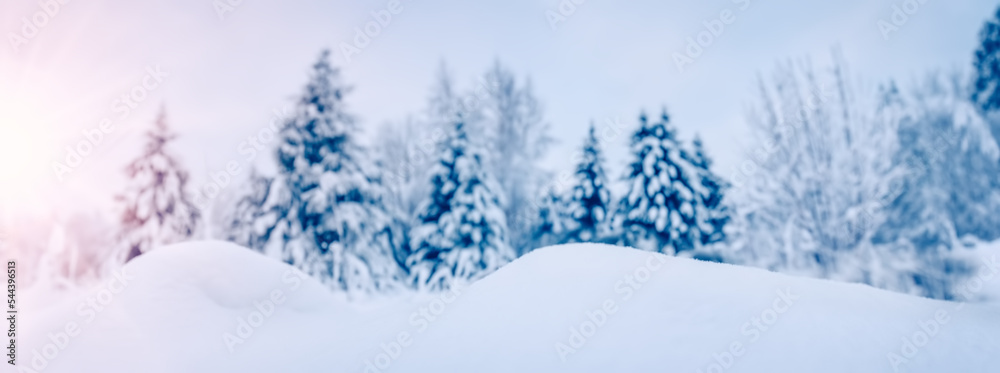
[0,64,57,214]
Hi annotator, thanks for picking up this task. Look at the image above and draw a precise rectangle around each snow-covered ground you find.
[11,241,1000,373]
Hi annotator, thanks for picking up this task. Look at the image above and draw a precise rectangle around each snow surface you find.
[12,241,1000,373]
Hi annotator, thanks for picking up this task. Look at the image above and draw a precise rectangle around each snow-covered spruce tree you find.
[971,6,1000,160]
[379,67,459,218]
[564,123,612,243]
[117,109,200,262]
[612,110,702,255]
[374,119,426,267]
[407,119,514,291]
[225,169,287,254]
[374,67,461,265]
[972,5,1000,114]
[479,61,552,255]
[272,50,403,294]
[686,135,731,246]
[531,187,569,248]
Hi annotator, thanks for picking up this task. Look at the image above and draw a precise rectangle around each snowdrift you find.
[11,241,1000,373]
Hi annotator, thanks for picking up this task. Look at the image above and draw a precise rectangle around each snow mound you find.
[399,244,1000,372]
[14,242,1000,373]
[15,241,348,373]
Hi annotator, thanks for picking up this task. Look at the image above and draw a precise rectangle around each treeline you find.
[209,53,730,293]
[45,7,1000,300]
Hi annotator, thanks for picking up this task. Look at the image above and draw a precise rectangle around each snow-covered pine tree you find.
[225,169,286,254]
[973,5,1000,114]
[375,67,462,266]
[612,110,702,254]
[407,119,514,290]
[686,135,730,246]
[564,123,612,243]
[117,109,200,262]
[273,50,403,294]
[971,5,1000,153]
[531,187,569,248]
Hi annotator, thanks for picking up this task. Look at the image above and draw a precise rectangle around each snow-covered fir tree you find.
[117,109,200,262]
[268,50,404,294]
[686,135,730,246]
[564,123,612,243]
[225,170,285,254]
[374,67,463,265]
[971,5,1000,157]
[407,119,514,291]
[972,5,1000,114]
[530,187,569,248]
[612,110,703,254]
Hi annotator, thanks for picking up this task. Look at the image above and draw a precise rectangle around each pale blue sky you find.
[0,0,995,217]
